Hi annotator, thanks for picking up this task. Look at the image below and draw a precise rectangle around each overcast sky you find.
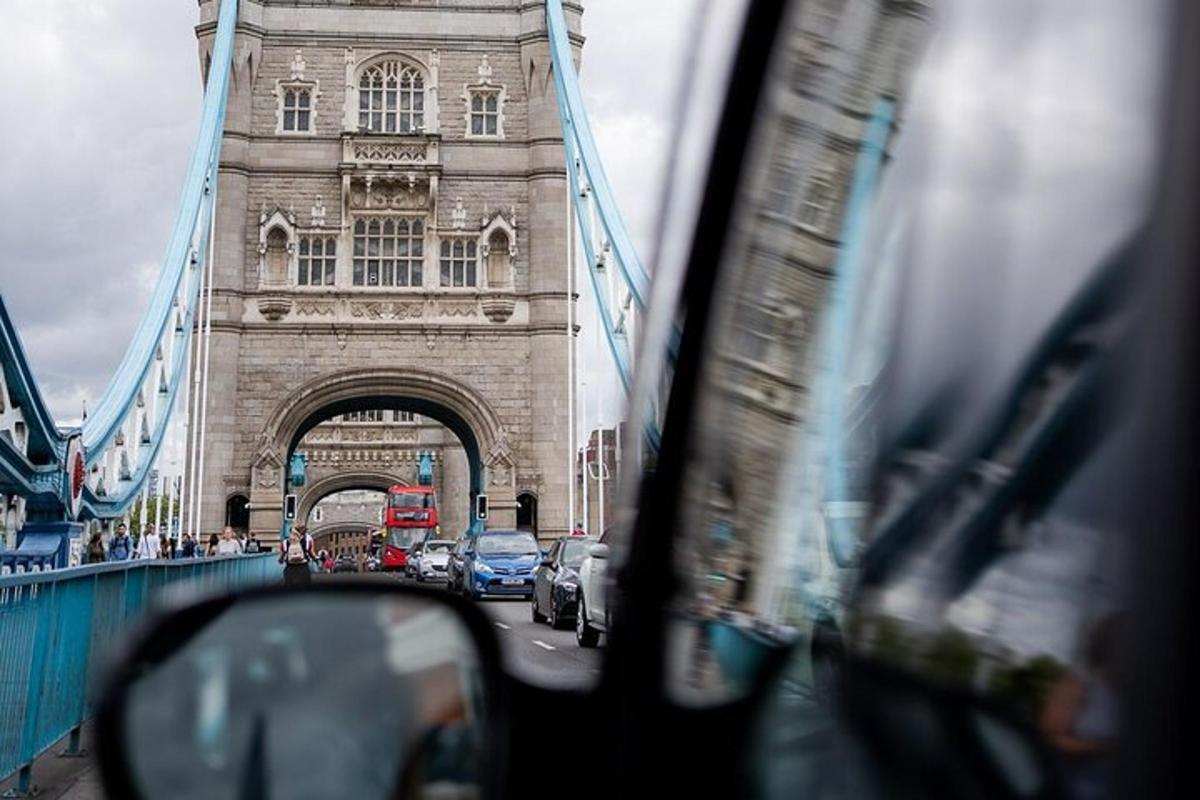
[0,0,701,431]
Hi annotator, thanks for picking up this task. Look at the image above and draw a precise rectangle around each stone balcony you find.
[341,133,441,172]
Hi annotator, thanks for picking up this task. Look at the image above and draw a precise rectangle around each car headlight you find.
[475,561,494,575]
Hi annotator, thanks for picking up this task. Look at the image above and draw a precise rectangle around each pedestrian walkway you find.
[0,725,103,800]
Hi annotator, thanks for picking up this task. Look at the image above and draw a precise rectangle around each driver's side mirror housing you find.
[588,543,610,560]
[540,557,555,568]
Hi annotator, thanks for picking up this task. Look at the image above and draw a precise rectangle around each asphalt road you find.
[392,573,603,688]
[476,596,603,689]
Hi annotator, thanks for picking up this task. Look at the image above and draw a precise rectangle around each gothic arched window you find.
[265,227,289,285]
[359,61,425,134]
[487,230,511,288]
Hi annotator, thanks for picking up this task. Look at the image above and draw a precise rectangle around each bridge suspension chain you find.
[0,0,239,525]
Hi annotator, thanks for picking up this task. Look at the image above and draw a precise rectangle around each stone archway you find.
[297,470,399,524]
[249,367,517,537]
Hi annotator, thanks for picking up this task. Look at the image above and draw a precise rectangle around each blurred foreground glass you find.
[665,0,1165,794]
[120,594,485,800]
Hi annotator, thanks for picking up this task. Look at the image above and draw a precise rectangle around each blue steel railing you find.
[0,554,278,792]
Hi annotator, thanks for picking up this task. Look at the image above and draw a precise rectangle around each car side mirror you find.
[588,544,610,560]
[540,558,555,568]
[97,584,504,800]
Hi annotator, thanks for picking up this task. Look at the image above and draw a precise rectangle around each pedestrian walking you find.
[109,523,133,561]
[136,523,161,560]
[206,532,220,556]
[180,532,196,558]
[280,525,316,585]
[85,531,106,564]
[216,526,243,556]
[245,534,261,554]
[159,530,172,559]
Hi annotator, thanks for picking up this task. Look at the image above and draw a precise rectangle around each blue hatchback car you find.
[462,530,540,600]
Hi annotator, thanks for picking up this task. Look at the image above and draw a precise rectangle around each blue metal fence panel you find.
[0,555,279,785]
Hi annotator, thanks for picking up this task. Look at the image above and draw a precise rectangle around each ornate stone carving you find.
[451,196,467,230]
[437,300,479,318]
[336,329,349,350]
[258,294,292,321]
[311,196,327,227]
[351,141,428,164]
[481,293,515,323]
[253,444,282,489]
[295,300,336,318]
[349,175,430,211]
[290,50,307,81]
[486,432,515,488]
[477,54,494,83]
[350,301,426,320]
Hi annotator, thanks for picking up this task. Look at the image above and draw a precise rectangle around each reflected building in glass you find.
[683,0,930,622]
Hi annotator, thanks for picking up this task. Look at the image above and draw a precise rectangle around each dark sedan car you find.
[531,535,597,629]
[332,555,358,574]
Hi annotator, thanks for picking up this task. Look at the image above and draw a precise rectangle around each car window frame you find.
[599,0,1200,798]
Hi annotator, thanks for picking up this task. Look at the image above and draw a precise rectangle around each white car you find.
[574,542,610,647]
[414,539,453,583]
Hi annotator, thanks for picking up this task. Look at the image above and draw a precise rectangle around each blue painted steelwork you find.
[0,0,239,524]
[0,297,73,510]
[78,0,239,517]
[418,452,434,486]
[0,553,278,792]
[821,98,895,567]
[290,452,307,487]
[546,0,647,395]
[81,0,237,461]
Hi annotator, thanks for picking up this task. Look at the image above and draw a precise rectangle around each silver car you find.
[413,539,453,583]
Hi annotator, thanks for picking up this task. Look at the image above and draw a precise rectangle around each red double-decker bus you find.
[380,485,438,571]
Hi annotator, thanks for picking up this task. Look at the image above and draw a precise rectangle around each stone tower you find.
[192,0,582,542]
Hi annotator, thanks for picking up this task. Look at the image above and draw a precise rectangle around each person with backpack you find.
[109,523,133,561]
[280,525,316,585]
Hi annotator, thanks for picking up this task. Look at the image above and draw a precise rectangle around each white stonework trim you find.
[351,51,438,136]
[274,78,321,136]
[258,208,297,288]
[478,211,518,290]
[461,55,508,140]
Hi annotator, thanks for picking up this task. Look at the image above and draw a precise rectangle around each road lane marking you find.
[494,622,511,630]
[533,640,556,651]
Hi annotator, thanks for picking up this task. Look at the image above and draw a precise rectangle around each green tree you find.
[128,496,181,535]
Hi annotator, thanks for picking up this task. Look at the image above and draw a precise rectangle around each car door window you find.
[662,0,1166,795]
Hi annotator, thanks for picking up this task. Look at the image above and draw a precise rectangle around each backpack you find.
[286,535,307,565]
[111,534,130,560]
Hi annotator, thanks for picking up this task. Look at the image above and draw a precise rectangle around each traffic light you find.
[284,493,297,521]
[475,494,488,521]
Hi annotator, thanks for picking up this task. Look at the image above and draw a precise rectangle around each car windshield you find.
[386,529,421,550]
[425,541,451,553]
[561,539,593,568]
[388,492,432,508]
[476,535,538,556]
